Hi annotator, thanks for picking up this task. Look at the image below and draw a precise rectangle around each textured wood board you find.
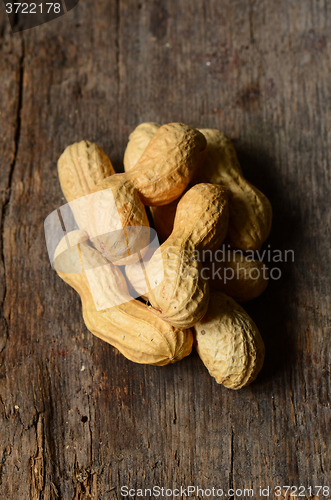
[0,0,330,498]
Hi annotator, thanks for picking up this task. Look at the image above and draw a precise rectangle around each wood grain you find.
[0,0,330,498]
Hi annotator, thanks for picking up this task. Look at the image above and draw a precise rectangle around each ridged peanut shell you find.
[54,234,193,366]
[194,292,265,389]
[173,183,229,251]
[146,184,229,328]
[58,140,115,202]
[123,123,197,239]
[88,175,150,265]
[126,123,207,206]
[57,140,116,233]
[197,129,272,251]
[123,122,177,242]
[124,122,161,171]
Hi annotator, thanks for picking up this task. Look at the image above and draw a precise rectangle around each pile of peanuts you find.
[54,123,272,390]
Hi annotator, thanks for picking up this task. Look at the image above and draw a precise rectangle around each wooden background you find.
[0,0,330,498]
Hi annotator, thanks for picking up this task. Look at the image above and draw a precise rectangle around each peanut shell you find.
[194,292,265,389]
[124,122,161,171]
[88,175,150,265]
[54,233,193,366]
[58,140,115,202]
[197,129,272,251]
[126,123,206,206]
[131,183,229,328]
[57,141,116,232]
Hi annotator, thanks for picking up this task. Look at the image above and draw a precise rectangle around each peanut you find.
[58,140,116,202]
[126,183,229,329]
[124,122,161,171]
[124,122,206,206]
[124,123,180,242]
[194,292,265,389]
[123,123,178,242]
[58,140,116,232]
[86,175,150,265]
[197,129,272,251]
[54,230,193,366]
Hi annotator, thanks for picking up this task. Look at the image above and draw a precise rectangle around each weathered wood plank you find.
[0,0,330,498]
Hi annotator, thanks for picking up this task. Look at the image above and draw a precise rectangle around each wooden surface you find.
[0,0,330,498]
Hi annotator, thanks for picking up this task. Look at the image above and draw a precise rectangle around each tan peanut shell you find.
[58,140,116,202]
[194,292,265,389]
[124,122,161,171]
[126,123,206,206]
[123,122,179,242]
[88,175,150,265]
[57,140,149,265]
[54,232,193,366]
[57,141,116,232]
[203,251,269,303]
[136,183,230,329]
[197,129,273,251]
[123,122,204,238]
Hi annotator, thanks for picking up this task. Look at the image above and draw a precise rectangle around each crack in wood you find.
[0,34,24,356]
[30,413,45,498]
[0,445,11,487]
[229,428,234,500]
